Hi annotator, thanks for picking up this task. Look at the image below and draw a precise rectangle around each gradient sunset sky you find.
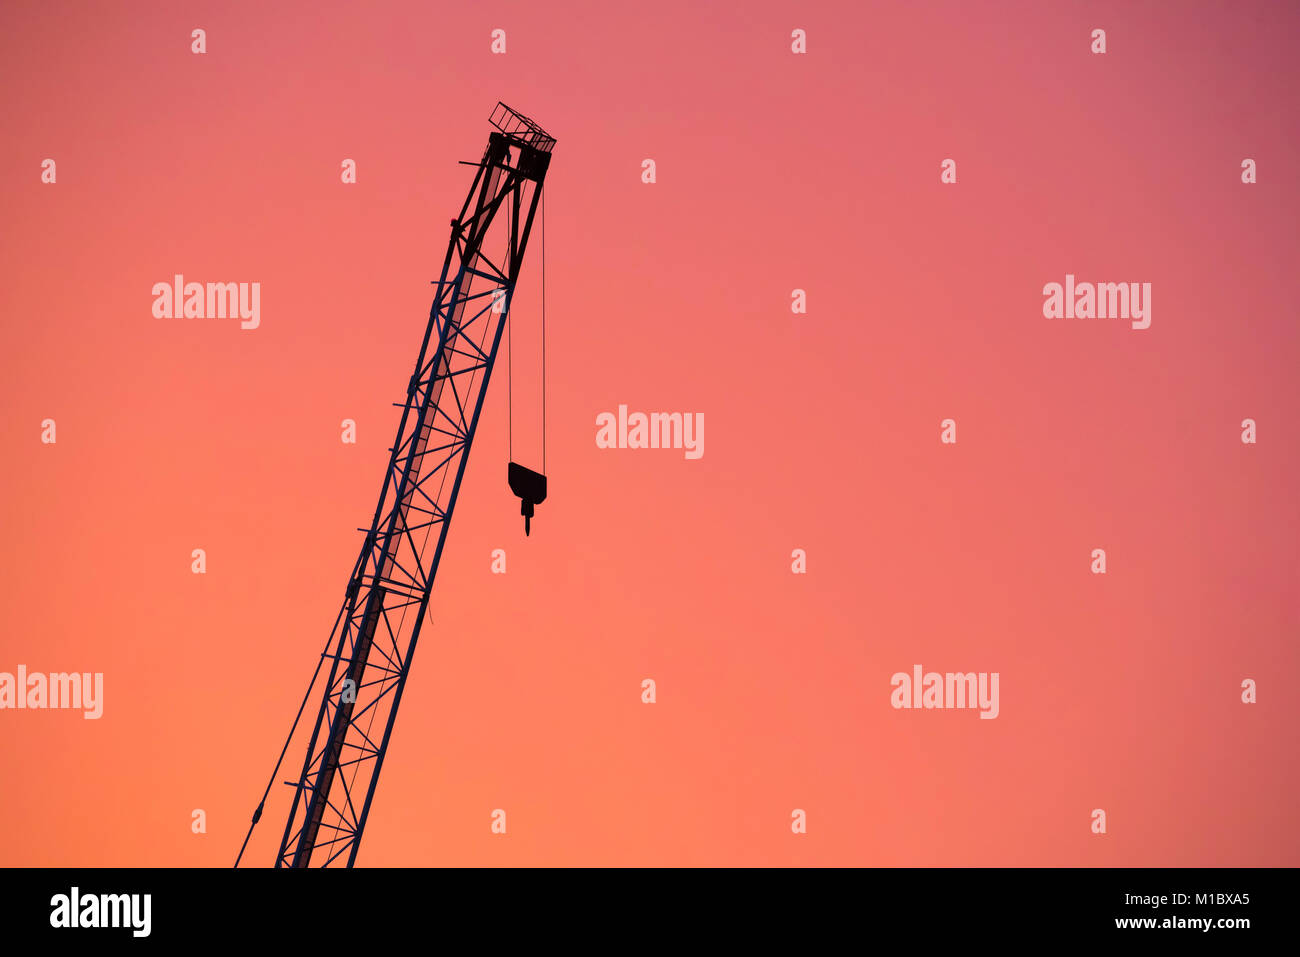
[1,0,1297,866]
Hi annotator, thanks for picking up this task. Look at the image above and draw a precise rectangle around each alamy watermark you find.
[890,665,999,719]
[50,887,150,937]
[0,665,103,719]
[152,274,260,330]
[595,405,704,459]
[1043,274,1151,330]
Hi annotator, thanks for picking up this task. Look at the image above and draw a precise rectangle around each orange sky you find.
[1,0,1297,866]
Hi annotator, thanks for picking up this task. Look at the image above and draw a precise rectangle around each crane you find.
[236,103,554,868]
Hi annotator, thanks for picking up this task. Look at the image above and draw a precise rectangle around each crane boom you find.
[273,104,554,867]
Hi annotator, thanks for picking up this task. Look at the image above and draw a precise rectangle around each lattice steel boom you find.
[273,104,553,867]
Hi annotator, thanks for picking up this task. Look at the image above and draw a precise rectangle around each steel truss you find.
[275,104,553,867]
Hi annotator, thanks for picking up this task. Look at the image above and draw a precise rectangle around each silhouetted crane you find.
[236,103,554,867]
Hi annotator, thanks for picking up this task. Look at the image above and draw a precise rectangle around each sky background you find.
[1,0,1297,866]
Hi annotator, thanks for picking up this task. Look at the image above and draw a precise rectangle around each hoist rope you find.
[507,180,546,471]
[541,183,546,473]
[507,243,513,462]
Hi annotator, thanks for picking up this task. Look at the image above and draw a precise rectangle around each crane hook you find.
[508,462,547,536]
